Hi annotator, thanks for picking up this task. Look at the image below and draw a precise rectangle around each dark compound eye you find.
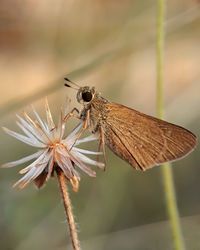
[82,91,93,102]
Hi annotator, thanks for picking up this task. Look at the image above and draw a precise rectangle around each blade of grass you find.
[156,1,185,250]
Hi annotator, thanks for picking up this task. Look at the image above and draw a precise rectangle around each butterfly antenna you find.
[64,77,80,90]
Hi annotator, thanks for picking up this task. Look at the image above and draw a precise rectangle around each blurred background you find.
[0,0,200,249]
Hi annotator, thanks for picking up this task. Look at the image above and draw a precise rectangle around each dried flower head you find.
[2,100,104,191]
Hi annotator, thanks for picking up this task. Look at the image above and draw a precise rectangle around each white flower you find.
[2,100,104,191]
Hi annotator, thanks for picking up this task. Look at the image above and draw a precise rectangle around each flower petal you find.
[73,147,102,155]
[53,110,65,141]
[2,127,43,147]
[25,111,53,144]
[16,114,46,143]
[13,163,47,189]
[64,123,83,145]
[13,150,51,188]
[70,154,96,177]
[71,150,104,168]
[19,149,49,174]
[16,121,46,148]
[75,134,98,145]
[54,151,73,179]
[31,107,48,133]
[1,150,43,168]
[45,99,55,130]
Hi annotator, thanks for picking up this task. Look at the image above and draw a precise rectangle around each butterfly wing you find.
[102,103,197,170]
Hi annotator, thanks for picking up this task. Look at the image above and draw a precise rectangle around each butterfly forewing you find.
[102,103,197,170]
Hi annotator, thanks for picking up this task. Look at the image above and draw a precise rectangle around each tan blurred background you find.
[0,0,200,249]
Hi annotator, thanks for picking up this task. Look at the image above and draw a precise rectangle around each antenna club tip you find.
[64,77,80,89]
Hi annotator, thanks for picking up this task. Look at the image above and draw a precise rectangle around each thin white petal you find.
[2,127,43,147]
[64,123,83,144]
[19,149,49,174]
[75,134,98,145]
[58,158,74,178]
[16,120,37,140]
[25,111,52,143]
[13,162,47,189]
[28,162,47,181]
[59,151,73,169]
[14,150,52,188]
[31,106,48,132]
[59,112,66,140]
[56,145,70,157]
[1,150,43,168]
[16,122,46,148]
[70,154,96,177]
[54,152,73,179]
[54,111,65,140]
[57,135,99,176]
[73,147,102,155]
[72,151,104,168]
[16,115,47,145]
[45,99,55,130]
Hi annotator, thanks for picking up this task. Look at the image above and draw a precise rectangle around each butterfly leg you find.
[63,107,80,121]
[50,108,80,132]
[97,126,107,170]
[69,109,90,150]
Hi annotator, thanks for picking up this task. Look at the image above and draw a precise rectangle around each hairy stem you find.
[57,169,81,250]
[156,0,185,249]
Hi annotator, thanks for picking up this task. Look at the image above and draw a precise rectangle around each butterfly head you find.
[64,78,96,105]
[76,86,96,104]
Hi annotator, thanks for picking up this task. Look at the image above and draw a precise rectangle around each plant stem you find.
[156,1,185,250]
[57,169,81,250]
[162,163,185,250]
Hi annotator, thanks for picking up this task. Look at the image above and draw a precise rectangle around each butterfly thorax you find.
[80,94,109,133]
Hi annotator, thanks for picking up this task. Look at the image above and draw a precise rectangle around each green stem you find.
[156,1,185,249]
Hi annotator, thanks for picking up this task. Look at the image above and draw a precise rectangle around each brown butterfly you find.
[64,78,197,171]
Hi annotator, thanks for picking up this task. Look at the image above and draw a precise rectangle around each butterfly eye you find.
[82,91,93,102]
